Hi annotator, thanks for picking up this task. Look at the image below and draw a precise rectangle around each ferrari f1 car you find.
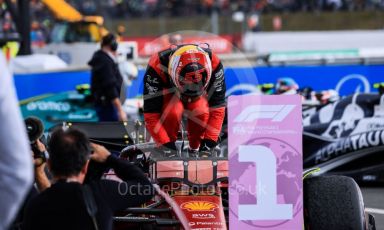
[57,121,376,230]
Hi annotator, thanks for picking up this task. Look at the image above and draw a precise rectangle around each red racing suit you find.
[143,47,226,149]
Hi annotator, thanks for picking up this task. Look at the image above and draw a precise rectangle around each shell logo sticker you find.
[180,201,219,211]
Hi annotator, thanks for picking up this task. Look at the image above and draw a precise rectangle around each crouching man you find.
[23,128,154,230]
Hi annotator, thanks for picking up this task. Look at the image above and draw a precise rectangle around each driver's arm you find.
[143,55,172,145]
[204,54,226,144]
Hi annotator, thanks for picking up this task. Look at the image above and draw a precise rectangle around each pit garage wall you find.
[14,65,384,101]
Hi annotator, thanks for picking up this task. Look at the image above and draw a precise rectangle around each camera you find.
[24,117,48,163]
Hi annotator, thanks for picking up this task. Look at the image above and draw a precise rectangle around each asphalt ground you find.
[361,187,384,230]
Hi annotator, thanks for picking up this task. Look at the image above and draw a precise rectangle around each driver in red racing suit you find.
[143,44,226,157]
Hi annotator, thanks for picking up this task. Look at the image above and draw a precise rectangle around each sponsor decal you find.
[131,35,233,56]
[188,57,201,62]
[146,75,159,84]
[189,222,224,226]
[192,213,216,219]
[145,83,158,95]
[367,123,384,130]
[26,101,71,112]
[181,201,219,212]
[185,49,199,54]
[362,175,377,181]
[315,130,384,163]
[214,69,224,80]
[67,113,94,119]
[335,74,370,95]
[234,105,296,123]
[213,69,224,91]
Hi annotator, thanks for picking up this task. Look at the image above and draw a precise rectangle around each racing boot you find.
[160,142,178,158]
[199,139,217,158]
[187,148,199,158]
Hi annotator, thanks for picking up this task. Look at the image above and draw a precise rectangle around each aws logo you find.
[181,201,219,212]
[235,105,296,123]
[192,213,216,219]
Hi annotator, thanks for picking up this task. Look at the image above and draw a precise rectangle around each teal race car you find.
[20,84,144,130]
[19,85,98,130]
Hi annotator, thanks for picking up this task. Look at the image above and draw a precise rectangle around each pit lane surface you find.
[362,187,384,230]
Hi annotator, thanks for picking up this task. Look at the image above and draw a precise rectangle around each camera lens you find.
[24,116,44,143]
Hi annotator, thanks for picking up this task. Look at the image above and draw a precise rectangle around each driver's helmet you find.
[275,77,299,94]
[168,45,212,97]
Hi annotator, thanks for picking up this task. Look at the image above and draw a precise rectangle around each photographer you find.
[24,117,51,192]
[9,118,50,230]
[88,33,127,122]
[23,128,154,230]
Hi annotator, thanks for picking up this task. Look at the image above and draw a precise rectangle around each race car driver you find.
[143,44,226,157]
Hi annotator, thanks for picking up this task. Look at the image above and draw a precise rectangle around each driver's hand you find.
[90,143,111,163]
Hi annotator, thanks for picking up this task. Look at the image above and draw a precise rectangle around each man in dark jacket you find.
[88,33,127,121]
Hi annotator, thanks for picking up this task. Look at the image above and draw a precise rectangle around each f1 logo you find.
[235,105,296,122]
